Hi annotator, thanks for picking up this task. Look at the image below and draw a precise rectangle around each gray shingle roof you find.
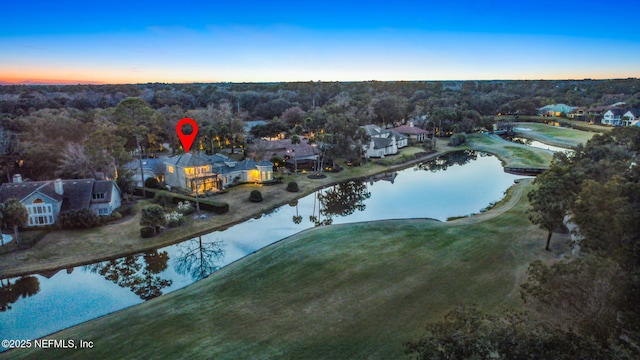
[0,179,118,212]
[372,137,393,149]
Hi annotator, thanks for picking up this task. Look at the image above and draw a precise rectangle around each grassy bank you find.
[0,134,558,278]
[0,123,580,278]
[513,122,596,148]
[4,179,570,360]
[465,133,553,168]
[0,146,441,278]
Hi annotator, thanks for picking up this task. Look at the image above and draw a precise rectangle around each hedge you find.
[140,226,155,238]
[114,204,134,216]
[134,187,229,214]
[286,181,299,192]
[249,190,263,202]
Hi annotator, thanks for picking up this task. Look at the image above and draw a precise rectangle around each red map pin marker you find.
[176,118,198,153]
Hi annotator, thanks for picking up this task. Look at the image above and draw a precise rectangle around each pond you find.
[0,151,529,346]
[508,135,573,153]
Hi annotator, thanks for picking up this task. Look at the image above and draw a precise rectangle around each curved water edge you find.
[0,151,530,346]
[0,149,447,281]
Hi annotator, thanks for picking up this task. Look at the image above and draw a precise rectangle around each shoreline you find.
[0,147,450,279]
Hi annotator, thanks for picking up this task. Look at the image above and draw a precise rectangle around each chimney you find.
[12,174,22,183]
[409,122,414,127]
[54,179,64,195]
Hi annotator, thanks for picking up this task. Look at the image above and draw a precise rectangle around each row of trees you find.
[408,127,640,358]
[2,79,639,118]
[2,79,640,186]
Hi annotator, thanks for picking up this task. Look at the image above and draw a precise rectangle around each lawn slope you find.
[5,180,567,360]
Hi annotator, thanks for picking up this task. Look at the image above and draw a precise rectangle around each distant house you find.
[248,138,319,161]
[567,107,587,120]
[602,109,639,126]
[123,157,165,187]
[162,152,273,195]
[361,124,408,158]
[392,123,430,142]
[537,104,577,117]
[0,175,121,227]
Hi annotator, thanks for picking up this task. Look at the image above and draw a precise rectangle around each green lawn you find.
[513,122,595,148]
[5,180,567,360]
[466,133,553,168]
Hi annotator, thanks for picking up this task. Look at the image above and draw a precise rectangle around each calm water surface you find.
[1,151,529,344]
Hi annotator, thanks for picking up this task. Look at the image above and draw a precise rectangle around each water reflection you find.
[86,250,173,301]
[503,136,570,153]
[175,237,225,281]
[290,200,303,224]
[0,276,40,312]
[2,152,529,345]
[317,180,371,225]
[415,150,480,172]
[301,180,373,226]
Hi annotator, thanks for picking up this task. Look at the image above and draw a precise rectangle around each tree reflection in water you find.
[314,180,371,226]
[0,276,40,312]
[175,236,225,281]
[415,150,479,172]
[86,250,172,301]
[290,200,302,224]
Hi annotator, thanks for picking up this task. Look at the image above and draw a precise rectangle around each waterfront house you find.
[162,152,273,195]
[602,109,639,126]
[0,175,121,227]
[392,123,430,142]
[361,124,408,158]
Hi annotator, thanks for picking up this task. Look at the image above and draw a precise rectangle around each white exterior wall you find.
[22,192,61,227]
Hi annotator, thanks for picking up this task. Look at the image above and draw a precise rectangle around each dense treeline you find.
[2,79,640,118]
[407,127,640,359]
[1,79,639,185]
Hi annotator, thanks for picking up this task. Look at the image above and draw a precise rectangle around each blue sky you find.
[2,0,639,83]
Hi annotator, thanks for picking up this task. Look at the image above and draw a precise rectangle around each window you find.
[92,193,105,200]
[26,203,54,226]
[167,165,175,174]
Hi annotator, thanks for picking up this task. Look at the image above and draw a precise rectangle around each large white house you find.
[163,152,273,195]
[0,175,121,227]
[360,125,408,158]
[602,109,639,126]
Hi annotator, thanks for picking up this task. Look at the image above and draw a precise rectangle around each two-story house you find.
[0,175,121,227]
[162,152,273,195]
[602,109,639,126]
[361,124,408,158]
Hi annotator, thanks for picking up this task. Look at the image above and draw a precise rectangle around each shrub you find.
[140,204,166,232]
[114,204,133,216]
[249,190,263,202]
[154,190,172,207]
[133,187,229,214]
[448,133,467,146]
[59,208,101,229]
[110,211,122,221]
[140,226,155,238]
[164,211,185,228]
[286,181,299,192]
[144,177,161,189]
[177,201,194,215]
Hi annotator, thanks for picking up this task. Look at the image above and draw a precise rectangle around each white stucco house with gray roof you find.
[360,124,408,158]
[162,152,273,195]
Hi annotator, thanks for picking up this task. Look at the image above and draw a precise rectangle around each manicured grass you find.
[466,133,553,168]
[5,180,568,360]
[514,122,595,148]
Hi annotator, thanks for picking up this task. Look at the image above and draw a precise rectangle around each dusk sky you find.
[2,0,640,84]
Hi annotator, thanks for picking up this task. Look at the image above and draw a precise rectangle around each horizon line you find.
[1,77,639,86]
